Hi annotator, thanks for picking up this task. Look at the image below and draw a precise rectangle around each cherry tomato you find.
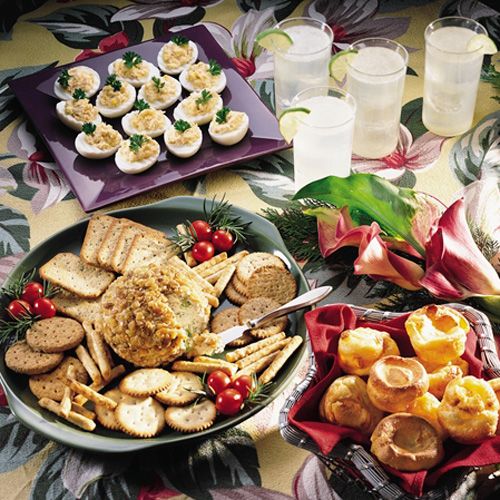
[190,220,213,242]
[212,230,234,252]
[192,241,215,263]
[7,299,33,319]
[231,375,256,399]
[20,281,44,305]
[216,388,244,416]
[33,297,56,319]
[207,370,231,395]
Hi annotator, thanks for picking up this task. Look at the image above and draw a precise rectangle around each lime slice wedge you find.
[466,34,497,54]
[278,107,310,144]
[329,49,358,81]
[256,29,293,53]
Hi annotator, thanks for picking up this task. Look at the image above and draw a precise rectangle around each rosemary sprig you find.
[72,88,86,100]
[172,222,196,251]
[152,76,164,92]
[106,74,122,92]
[215,107,230,124]
[195,89,212,108]
[172,35,189,46]
[122,51,142,69]
[129,134,147,153]
[82,122,96,135]
[204,196,251,244]
[57,69,71,89]
[481,64,500,103]
[208,59,222,76]
[246,378,272,406]
[43,280,60,299]
[0,315,37,348]
[1,269,36,301]
[173,119,191,133]
[134,99,150,111]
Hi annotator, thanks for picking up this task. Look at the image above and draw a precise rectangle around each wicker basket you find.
[279,303,500,500]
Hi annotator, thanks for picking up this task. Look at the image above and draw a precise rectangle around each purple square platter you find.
[9,25,288,212]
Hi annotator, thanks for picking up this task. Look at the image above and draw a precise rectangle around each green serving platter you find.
[0,196,309,453]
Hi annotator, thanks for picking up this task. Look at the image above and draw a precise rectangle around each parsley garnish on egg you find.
[208,59,222,76]
[129,134,147,152]
[72,88,87,100]
[134,99,151,111]
[57,69,71,89]
[173,120,191,133]
[215,107,230,124]
[106,74,122,91]
[152,76,165,92]
[172,35,189,46]
[123,51,143,69]
[82,122,96,135]
[195,89,212,108]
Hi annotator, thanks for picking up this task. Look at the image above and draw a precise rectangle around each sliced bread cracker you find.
[96,218,129,270]
[40,252,115,299]
[51,290,102,323]
[80,215,116,266]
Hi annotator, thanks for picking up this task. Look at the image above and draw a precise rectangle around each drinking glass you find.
[291,86,356,192]
[346,38,408,159]
[273,17,333,117]
[423,16,487,137]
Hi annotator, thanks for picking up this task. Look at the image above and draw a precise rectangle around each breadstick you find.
[193,252,227,274]
[205,293,219,308]
[198,251,249,278]
[214,265,236,297]
[169,256,215,293]
[71,402,96,420]
[38,398,96,432]
[193,355,238,372]
[235,352,279,378]
[75,345,102,384]
[68,379,117,410]
[258,336,303,384]
[236,338,290,369]
[171,360,237,377]
[225,332,286,362]
[83,321,113,380]
[73,364,125,406]
[176,224,197,267]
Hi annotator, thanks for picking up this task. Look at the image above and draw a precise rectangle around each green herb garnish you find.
[57,69,71,89]
[152,76,165,92]
[208,59,222,76]
[173,120,191,133]
[123,51,143,69]
[481,64,500,103]
[134,99,150,111]
[82,123,96,135]
[195,89,212,108]
[106,73,122,92]
[215,107,230,124]
[129,134,147,153]
[72,88,87,100]
[172,35,189,46]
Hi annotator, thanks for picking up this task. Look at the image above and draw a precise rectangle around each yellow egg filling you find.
[64,99,98,122]
[130,109,165,132]
[211,111,245,134]
[162,43,194,70]
[182,92,218,116]
[167,126,201,146]
[186,62,219,89]
[100,84,130,107]
[65,68,96,94]
[114,60,150,80]
[144,77,178,102]
[85,124,121,150]
[121,137,159,162]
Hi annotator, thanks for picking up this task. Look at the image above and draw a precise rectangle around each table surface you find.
[0,1,498,499]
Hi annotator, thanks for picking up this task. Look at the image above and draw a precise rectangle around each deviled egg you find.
[115,134,160,174]
[75,122,123,159]
[54,66,100,100]
[173,89,223,126]
[108,51,159,88]
[137,75,182,110]
[164,119,202,158]
[208,107,249,146]
[157,35,198,75]
[121,99,170,138]
[179,59,226,93]
[56,89,101,131]
[96,74,136,119]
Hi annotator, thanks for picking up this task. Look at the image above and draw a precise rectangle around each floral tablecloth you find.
[0,1,498,499]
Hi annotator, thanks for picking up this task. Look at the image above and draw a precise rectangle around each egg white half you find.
[164,126,203,158]
[173,92,223,126]
[56,100,101,131]
[208,112,249,146]
[95,82,136,119]
[115,139,160,174]
[75,128,123,159]
[179,65,226,94]
[107,59,160,88]
[137,76,182,110]
[53,66,100,100]
[121,110,171,138]
[157,41,198,75]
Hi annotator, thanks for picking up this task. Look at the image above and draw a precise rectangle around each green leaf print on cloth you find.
[0,205,30,257]
[29,4,143,49]
[451,112,500,185]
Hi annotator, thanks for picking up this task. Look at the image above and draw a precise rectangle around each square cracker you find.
[80,215,116,266]
[51,290,102,323]
[96,218,130,270]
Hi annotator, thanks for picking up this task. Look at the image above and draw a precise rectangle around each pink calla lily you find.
[420,199,500,300]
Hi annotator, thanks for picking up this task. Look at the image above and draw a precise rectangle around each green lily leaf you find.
[294,173,426,256]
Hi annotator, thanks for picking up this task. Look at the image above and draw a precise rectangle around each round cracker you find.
[243,266,297,305]
[116,396,165,438]
[231,274,250,297]
[238,298,288,339]
[95,389,142,430]
[236,252,285,284]
[225,281,248,305]
[29,356,88,401]
[155,372,203,406]
[5,341,63,375]
[211,308,240,333]
[164,398,216,433]
[119,368,172,397]
[26,317,85,353]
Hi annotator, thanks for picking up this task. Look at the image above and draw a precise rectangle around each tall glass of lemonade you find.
[346,38,408,159]
[273,17,333,117]
[423,17,487,136]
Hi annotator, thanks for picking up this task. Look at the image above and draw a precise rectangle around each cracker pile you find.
[3,213,303,436]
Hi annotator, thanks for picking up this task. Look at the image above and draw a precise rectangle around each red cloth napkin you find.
[288,304,500,497]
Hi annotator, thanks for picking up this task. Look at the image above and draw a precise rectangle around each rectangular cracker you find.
[83,321,113,380]
[214,265,236,297]
[40,253,115,299]
[258,336,303,384]
[75,345,102,384]
[73,365,125,406]
[51,290,102,323]
[236,352,279,378]
[80,215,116,266]
[198,251,249,278]
[225,332,286,362]
[193,356,238,372]
[121,233,178,274]
[236,338,290,369]
[171,360,238,377]
[193,252,228,274]
[68,378,117,410]
[38,398,96,431]
[97,218,130,269]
